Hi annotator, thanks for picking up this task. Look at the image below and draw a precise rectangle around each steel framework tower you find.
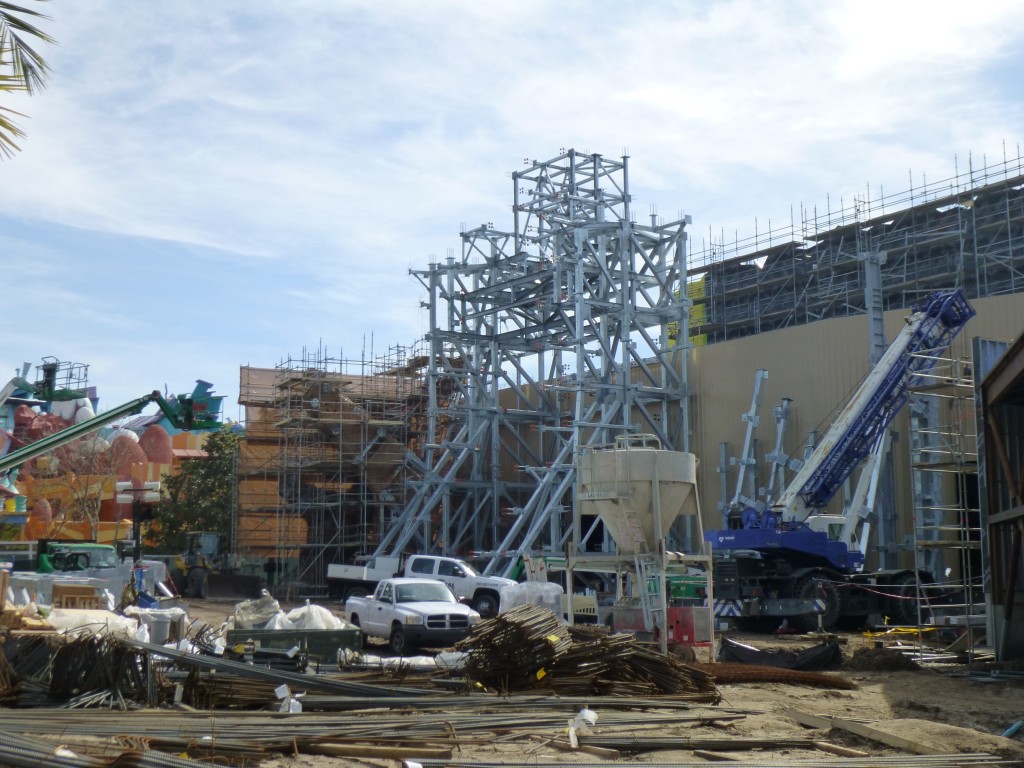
[373,150,692,576]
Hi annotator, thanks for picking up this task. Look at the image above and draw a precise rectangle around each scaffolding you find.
[907,347,982,634]
[237,344,428,595]
[374,150,693,578]
[689,147,1024,341]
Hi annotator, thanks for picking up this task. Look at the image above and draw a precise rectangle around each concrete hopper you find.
[577,434,699,555]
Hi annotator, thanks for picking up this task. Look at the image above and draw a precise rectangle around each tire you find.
[472,591,499,619]
[346,586,369,601]
[792,574,841,632]
[389,625,409,655]
[888,572,924,625]
[348,615,368,648]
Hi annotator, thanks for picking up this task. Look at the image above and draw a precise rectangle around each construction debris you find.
[717,636,844,670]
[788,710,1024,761]
[0,593,1018,768]
[697,661,857,689]
[844,645,923,671]
[0,644,18,704]
[454,603,720,700]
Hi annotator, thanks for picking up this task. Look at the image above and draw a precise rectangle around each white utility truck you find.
[344,577,481,654]
[327,554,515,617]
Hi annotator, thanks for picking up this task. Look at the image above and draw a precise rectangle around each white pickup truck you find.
[327,554,515,618]
[344,577,481,654]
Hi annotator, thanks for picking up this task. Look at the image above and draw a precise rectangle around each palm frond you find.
[0,1,55,94]
[0,2,54,157]
[0,104,26,158]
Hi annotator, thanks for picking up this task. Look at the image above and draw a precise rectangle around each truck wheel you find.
[889,572,925,625]
[346,587,369,601]
[389,626,409,655]
[792,574,840,632]
[472,592,499,619]
[348,615,368,648]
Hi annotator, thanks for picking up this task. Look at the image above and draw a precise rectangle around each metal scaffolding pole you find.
[381,150,692,576]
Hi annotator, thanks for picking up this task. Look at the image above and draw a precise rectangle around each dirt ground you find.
[183,597,1024,766]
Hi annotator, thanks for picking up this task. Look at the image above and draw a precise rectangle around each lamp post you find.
[116,481,161,563]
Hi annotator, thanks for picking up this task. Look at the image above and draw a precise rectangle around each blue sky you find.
[3,0,1024,420]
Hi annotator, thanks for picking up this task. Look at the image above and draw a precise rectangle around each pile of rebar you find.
[0,644,18,704]
[3,633,59,685]
[0,731,218,768]
[455,603,572,690]
[178,667,283,709]
[693,661,856,690]
[2,632,154,708]
[50,634,152,706]
[455,606,719,701]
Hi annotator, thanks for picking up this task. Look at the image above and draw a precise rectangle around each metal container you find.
[578,434,698,554]
[225,627,363,660]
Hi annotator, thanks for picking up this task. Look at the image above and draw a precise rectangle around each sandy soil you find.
[181,597,1024,766]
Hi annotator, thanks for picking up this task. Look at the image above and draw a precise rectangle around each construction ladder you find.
[634,556,664,632]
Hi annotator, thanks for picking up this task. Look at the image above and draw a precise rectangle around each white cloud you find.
[2,0,1023,409]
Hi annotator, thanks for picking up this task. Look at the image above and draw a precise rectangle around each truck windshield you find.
[78,548,119,568]
[56,547,119,568]
[395,583,456,603]
[455,560,478,576]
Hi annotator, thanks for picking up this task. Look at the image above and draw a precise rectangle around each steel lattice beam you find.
[381,150,691,573]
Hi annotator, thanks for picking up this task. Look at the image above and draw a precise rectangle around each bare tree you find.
[35,435,139,539]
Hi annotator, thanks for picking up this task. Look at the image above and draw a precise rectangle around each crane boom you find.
[1,390,220,476]
[775,288,975,520]
[703,287,977,630]
[0,392,162,475]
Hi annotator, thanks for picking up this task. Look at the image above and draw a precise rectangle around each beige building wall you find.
[688,292,1024,568]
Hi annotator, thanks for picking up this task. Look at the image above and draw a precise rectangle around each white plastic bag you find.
[233,590,282,629]
[285,601,344,630]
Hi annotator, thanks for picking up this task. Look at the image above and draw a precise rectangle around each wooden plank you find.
[785,709,834,729]
[813,740,870,757]
[944,629,983,653]
[830,717,937,755]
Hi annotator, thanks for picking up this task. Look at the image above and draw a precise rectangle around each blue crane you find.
[704,287,975,629]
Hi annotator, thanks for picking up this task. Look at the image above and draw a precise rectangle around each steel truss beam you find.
[378,150,691,576]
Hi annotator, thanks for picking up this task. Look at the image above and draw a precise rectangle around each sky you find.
[3,0,1024,421]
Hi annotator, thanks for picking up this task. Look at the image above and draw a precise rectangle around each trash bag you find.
[233,589,283,630]
[716,636,843,670]
[263,612,296,630]
[285,601,344,630]
[499,581,564,616]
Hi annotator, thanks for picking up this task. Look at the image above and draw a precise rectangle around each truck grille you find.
[426,614,470,630]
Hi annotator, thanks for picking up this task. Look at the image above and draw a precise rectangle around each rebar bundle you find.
[0,643,19,704]
[2,633,156,708]
[456,606,719,701]
[455,603,572,691]
[179,667,282,709]
[3,633,60,686]
[0,731,217,768]
[50,634,152,705]
[695,661,856,690]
